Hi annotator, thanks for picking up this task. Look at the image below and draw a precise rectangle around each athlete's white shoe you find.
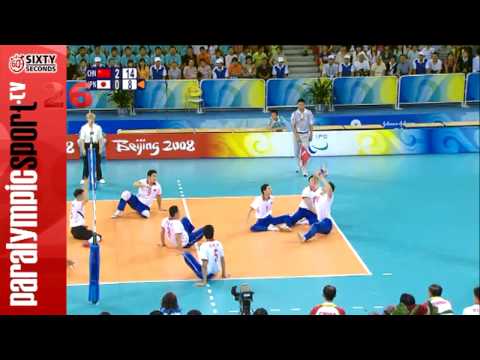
[99,179,106,184]
[297,232,307,243]
[297,218,309,225]
[111,210,123,218]
[279,224,292,232]
[267,224,279,231]
[80,179,85,185]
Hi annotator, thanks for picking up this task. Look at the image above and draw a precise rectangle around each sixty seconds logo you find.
[9,53,57,74]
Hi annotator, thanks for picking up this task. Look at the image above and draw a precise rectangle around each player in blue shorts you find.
[160,205,205,249]
[248,184,292,232]
[111,169,165,219]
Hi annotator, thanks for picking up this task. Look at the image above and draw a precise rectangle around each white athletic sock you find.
[267,224,279,231]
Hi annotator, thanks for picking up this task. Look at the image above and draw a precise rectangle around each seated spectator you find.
[135,46,151,65]
[235,46,247,65]
[211,48,224,66]
[426,284,454,315]
[353,52,370,76]
[242,56,256,78]
[337,54,353,77]
[150,57,167,80]
[212,58,229,79]
[388,293,429,315]
[421,45,436,60]
[192,45,208,56]
[427,52,443,74]
[228,57,243,78]
[197,46,211,65]
[272,57,288,78]
[74,59,88,80]
[165,46,182,67]
[186,309,202,315]
[89,45,106,66]
[370,56,386,76]
[268,110,286,129]
[253,45,268,67]
[126,59,135,68]
[310,285,345,315]
[407,45,419,65]
[121,46,136,67]
[322,54,338,79]
[182,46,197,67]
[444,52,457,73]
[150,310,163,315]
[352,45,364,62]
[256,58,272,80]
[75,46,89,65]
[462,286,479,315]
[167,61,182,79]
[107,57,120,69]
[253,308,269,315]
[457,48,472,74]
[67,46,76,66]
[335,46,349,65]
[137,58,150,80]
[411,51,428,74]
[160,292,181,315]
[397,54,411,76]
[225,47,236,68]
[152,46,165,64]
[386,56,397,76]
[381,45,394,64]
[107,47,122,67]
[183,59,198,79]
[198,59,212,79]
[473,48,480,72]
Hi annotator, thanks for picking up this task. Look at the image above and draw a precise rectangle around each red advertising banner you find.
[67,134,80,160]
[0,46,66,314]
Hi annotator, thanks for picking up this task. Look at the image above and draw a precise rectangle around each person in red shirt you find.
[310,285,346,315]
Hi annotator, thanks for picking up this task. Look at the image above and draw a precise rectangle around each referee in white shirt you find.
[79,112,105,184]
[291,99,314,176]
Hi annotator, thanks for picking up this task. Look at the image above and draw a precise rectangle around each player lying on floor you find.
[112,169,166,219]
[183,224,229,287]
[248,184,292,232]
[298,172,335,242]
[160,205,205,249]
[70,180,102,247]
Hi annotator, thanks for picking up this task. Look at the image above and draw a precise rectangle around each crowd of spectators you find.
[312,45,480,79]
[96,284,478,315]
[67,45,289,81]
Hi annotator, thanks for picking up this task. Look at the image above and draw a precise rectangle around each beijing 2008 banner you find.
[0,45,66,314]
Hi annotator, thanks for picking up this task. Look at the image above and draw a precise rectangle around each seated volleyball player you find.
[289,175,321,226]
[297,172,335,242]
[70,182,102,247]
[248,184,292,232]
[160,205,205,249]
[183,224,228,287]
[112,169,165,219]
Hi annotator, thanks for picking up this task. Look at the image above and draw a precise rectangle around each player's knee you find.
[141,210,150,218]
[121,191,131,201]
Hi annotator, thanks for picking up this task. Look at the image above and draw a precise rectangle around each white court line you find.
[373,305,385,309]
[331,217,372,276]
[290,308,302,312]
[270,309,281,312]
[68,272,371,287]
[382,273,393,276]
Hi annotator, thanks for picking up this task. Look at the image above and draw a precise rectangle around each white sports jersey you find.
[291,109,314,133]
[70,199,85,227]
[161,218,188,247]
[250,196,273,219]
[462,304,480,315]
[299,186,322,210]
[314,192,334,222]
[136,178,162,207]
[429,297,454,315]
[199,240,224,275]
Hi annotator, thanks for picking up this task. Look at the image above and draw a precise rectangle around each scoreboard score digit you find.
[86,67,139,91]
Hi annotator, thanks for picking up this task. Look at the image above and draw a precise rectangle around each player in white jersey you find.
[291,98,314,177]
[70,182,102,247]
[160,205,206,249]
[462,287,479,315]
[183,225,228,286]
[288,172,325,227]
[112,169,165,219]
[248,184,292,232]
[298,172,335,242]
[426,284,454,315]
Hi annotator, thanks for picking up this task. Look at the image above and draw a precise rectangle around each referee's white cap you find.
[216,58,224,64]
[328,54,335,60]
[154,57,162,62]
[278,56,284,62]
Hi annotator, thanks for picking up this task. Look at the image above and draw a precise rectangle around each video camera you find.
[231,284,254,315]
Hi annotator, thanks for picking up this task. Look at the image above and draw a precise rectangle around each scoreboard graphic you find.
[86,67,145,91]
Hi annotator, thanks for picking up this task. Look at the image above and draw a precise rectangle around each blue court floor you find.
[67,153,479,315]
